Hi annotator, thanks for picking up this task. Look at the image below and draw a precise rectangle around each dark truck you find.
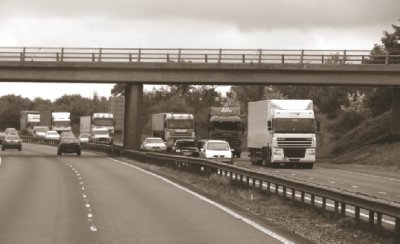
[208,107,243,157]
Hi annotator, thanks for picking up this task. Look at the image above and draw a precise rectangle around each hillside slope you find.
[319,111,400,169]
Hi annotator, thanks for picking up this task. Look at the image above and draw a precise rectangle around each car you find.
[57,136,81,156]
[171,139,199,157]
[45,130,60,141]
[5,127,18,136]
[33,126,49,139]
[60,131,75,138]
[2,134,22,151]
[199,140,233,164]
[140,137,167,152]
[89,128,112,144]
[78,133,91,143]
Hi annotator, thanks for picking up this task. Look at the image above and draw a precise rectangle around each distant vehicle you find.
[45,130,60,141]
[57,136,81,156]
[89,128,112,144]
[171,139,199,157]
[2,134,22,151]
[60,131,75,138]
[52,112,71,134]
[33,126,49,139]
[199,140,233,164]
[78,133,90,143]
[152,113,195,150]
[140,137,167,152]
[5,128,18,136]
[208,107,243,157]
[20,111,40,135]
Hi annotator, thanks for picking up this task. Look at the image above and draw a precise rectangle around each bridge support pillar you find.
[392,88,400,139]
[123,84,143,150]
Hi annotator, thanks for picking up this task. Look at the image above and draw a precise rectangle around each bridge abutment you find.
[123,84,143,150]
[392,88,400,138]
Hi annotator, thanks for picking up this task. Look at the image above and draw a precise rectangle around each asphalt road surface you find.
[0,143,296,244]
[234,154,400,204]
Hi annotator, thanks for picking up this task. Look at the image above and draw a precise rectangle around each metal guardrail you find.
[21,136,400,233]
[0,47,399,64]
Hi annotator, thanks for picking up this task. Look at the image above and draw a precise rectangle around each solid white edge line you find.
[0,157,2,166]
[109,158,294,244]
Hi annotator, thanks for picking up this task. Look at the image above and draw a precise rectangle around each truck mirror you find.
[316,121,321,132]
[267,121,272,130]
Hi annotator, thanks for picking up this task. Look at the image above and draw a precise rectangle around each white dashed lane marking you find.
[60,158,98,232]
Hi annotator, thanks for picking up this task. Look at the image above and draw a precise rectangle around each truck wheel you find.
[236,152,241,158]
[304,163,314,169]
[57,151,62,156]
[1,147,4,151]
[77,150,81,156]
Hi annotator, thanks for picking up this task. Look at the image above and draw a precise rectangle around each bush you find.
[329,109,368,135]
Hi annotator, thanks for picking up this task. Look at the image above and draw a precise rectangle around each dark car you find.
[2,134,22,151]
[172,139,199,157]
[57,136,81,156]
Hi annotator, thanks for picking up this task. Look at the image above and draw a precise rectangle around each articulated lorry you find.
[20,111,41,135]
[52,112,71,134]
[208,107,243,157]
[247,100,318,169]
[80,113,114,144]
[152,113,195,149]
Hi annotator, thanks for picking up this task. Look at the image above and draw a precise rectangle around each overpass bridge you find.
[0,47,400,149]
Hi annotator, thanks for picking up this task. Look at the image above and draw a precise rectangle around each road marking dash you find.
[352,186,359,189]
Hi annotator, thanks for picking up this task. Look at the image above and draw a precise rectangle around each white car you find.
[140,137,167,152]
[200,140,233,164]
[79,133,90,143]
[45,130,60,141]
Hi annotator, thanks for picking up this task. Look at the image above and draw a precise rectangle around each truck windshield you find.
[94,130,109,135]
[274,118,315,133]
[93,119,114,126]
[53,121,71,127]
[168,120,194,129]
[212,121,242,131]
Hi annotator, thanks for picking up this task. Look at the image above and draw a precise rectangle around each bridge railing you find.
[0,47,399,64]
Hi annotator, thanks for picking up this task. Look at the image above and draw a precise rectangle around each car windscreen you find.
[62,138,77,143]
[146,138,164,143]
[207,142,230,150]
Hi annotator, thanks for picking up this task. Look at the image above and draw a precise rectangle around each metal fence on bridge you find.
[1,47,399,64]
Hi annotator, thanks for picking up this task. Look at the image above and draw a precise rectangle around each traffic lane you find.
[234,157,400,203]
[66,156,290,244]
[0,155,95,244]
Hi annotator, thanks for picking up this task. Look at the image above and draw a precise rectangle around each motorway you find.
[0,143,298,244]
[234,155,400,204]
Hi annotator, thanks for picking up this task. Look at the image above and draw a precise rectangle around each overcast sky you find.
[0,0,398,100]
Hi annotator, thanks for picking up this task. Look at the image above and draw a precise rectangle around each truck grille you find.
[170,132,193,139]
[284,148,306,158]
[277,138,312,148]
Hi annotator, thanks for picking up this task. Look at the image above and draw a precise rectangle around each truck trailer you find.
[52,112,72,134]
[152,113,195,149]
[80,114,114,144]
[20,111,41,135]
[208,107,243,157]
[247,100,318,169]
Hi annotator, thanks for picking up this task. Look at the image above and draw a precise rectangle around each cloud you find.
[2,0,398,31]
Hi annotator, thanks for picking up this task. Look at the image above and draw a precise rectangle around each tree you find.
[0,95,31,130]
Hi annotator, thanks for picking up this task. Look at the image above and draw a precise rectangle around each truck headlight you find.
[311,136,317,148]
[307,149,316,156]
[272,137,278,147]
[273,148,283,156]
